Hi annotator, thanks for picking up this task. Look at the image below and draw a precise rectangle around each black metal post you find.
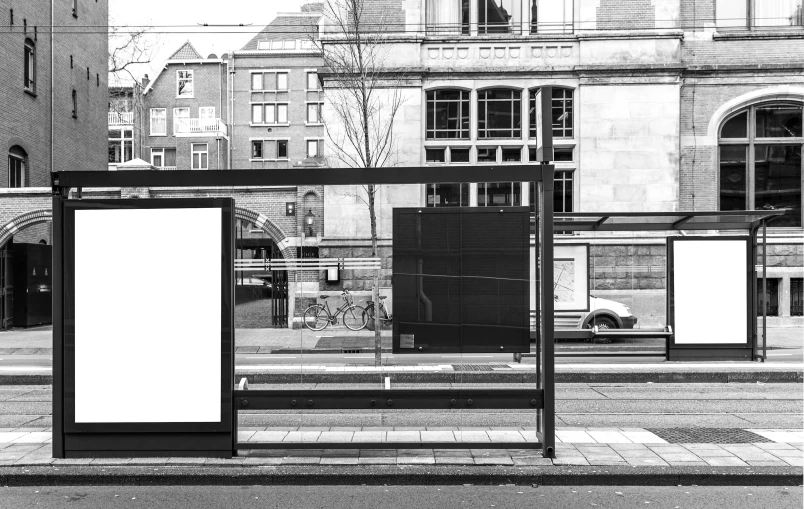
[539,163,555,458]
[762,220,767,362]
[51,194,64,458]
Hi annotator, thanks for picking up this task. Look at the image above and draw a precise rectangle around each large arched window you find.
[719,102,803,227]
[8,146,27,188]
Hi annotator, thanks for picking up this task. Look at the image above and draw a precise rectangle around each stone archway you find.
[0,209,52,248]
[235,207,295,260]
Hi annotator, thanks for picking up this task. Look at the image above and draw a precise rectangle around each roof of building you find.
[240,12,322,51]
[169,41,203,60]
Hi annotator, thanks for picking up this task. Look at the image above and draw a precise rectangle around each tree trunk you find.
[368,184,382,367]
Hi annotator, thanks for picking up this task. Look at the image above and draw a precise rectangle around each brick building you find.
[141,42,230,171]
[319,0,803,326]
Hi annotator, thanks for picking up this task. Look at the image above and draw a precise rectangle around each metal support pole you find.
[51,194,64,458]
[762,220,767,362]
[539,163,555,458]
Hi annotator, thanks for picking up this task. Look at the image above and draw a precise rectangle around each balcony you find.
[108,111,134,125]
[174,118,229,138]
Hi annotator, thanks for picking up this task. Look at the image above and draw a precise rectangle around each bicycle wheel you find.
[303,304,329,331]
[343,305,367,331]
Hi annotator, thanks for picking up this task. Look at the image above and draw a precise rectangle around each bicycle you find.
[303,289,367,331]
[364,295,392,331]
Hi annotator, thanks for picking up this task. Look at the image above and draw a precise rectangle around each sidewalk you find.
[0,428,801,486]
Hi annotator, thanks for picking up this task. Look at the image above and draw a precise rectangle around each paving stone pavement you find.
[0,428,800,467]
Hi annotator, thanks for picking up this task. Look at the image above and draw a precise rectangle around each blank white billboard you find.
[74,208,222,423]
[672,239,748,345]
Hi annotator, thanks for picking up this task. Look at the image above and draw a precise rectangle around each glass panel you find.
[164,148,176,167]
[277,140,288,159]
[501,147,522,162]
[479,89,521,139]
[479,0,522,34]
[721,111,748,138]
[264,104,275,123]
[757,278,780,316]
[425,148,446,162]
[479,182,514,206]
[426,90,470,139]
[792,278,803,316]
[450,148,470,163]
[716,0,748,28]
[756,105,802,138]
[431,183,466,206]
[307,72,318,90]
[530,88,573,139]
[477,147,497,163]
[554,147,573,161]
[719,145,748,212]
[754,0,803,27]
[251,73,263,91]
[252,141,263,159]
[426,0,469,34]
[532,0,573,33]
[123,141,132,162]
[754,144,801,227]
[277,73,288,90]
[277,104,288,123]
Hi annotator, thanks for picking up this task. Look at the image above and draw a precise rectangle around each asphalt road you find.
[1,383,801,429]
[0,485,800,509]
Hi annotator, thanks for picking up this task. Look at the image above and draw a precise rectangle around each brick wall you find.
[596,0,656,30]
[680,0,714,31]
[230,52,325,170]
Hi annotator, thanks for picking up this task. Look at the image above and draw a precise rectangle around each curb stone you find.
[0,465,801,486]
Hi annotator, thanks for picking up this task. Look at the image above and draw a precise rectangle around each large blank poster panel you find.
[672,239,748,345]
[74,208,222,422]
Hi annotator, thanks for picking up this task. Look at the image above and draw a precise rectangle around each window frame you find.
[477,88,522,139]
[718,101,803,227]
[250,70,289,91]
[24,38,35,94]
[108,127,133,165]
[191,143,209,170]
[251,102,289,125]
[173,107,190,133]
[249,139,290,162]
[151,147,164,168]
[150,108,167,136]
[306,71,320,91]
[176,70,194,98]
[306,139,324,158]
[529,87,574,139]
[306,102,323,124]
[426,89,471,140]
[8,151,26,188]
[716,0,804,30]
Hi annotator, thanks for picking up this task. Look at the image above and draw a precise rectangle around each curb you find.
[0,465,801,486]
[0,370,801,386]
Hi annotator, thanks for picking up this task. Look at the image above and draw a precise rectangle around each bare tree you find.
[108,20,160,84]
[314,0,406,366]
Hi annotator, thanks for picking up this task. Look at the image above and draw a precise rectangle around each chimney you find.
[141,74,150,89]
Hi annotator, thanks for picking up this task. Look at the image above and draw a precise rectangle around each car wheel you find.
[588,316,616,343]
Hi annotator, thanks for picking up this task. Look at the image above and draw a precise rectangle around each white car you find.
[556,296,638,330]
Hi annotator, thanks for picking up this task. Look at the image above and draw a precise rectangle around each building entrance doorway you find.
[235,220,287,328]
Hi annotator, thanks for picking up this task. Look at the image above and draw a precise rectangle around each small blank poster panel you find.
[672,238,748,345]
[74,208,222,423]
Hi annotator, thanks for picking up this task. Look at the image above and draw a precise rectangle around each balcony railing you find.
[108,111,134,125]
[174,118,228,137]
[156,166,178,171]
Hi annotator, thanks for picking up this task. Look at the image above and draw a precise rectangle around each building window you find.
[108,128,133,164]
[478,89,521,139]
[716,0,804,29]
[252,103,288,124]
[531,0,573,33]
[757,278,780,316]
[177,70,194,98]
[425,0,470,34]
[250,71,288,91]
[8,147,27,188]
[307,139,324,158]
[307,103,323,123]
[191,143,208,170]
[199,106,215,119]
[24,38,35,93]
[426,90,470,139]
[173,107,189,133]
[151,148,176,169]
[71,89,77,118]
[426,183,469,206]
[425,147,470,164]
[150,108,167,135]
[307,71,319,90]
[479,0,522,34]
[792,278,803,316]
[719,102,803,227]
[250,140,289,161]
[530,146,573,162]
[529,170,574,214]
[478,182,522,206]
[530,88,573,139]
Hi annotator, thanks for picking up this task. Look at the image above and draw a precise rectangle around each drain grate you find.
[645,427,773,444]
[341,349,363,354]
[451,363,511,371]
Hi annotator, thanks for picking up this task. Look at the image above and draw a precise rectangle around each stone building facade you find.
[319,0,803,326]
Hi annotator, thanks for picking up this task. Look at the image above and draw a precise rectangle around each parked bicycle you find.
[364,295,392,331]
[303,289,367,331]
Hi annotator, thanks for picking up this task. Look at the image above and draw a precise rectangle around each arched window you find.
[426,89,470,140]
[24,38,35,93]
[719,102,803,227]
[478,88,521,139]
[8,146,27,188]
